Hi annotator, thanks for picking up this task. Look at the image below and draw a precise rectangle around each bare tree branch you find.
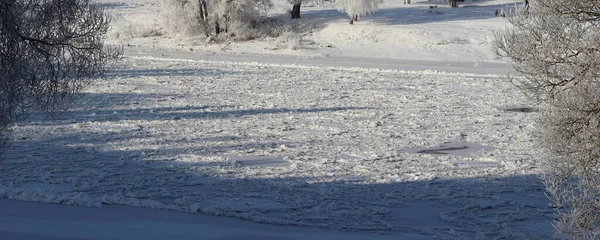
[495,0,600,239]
[0,0,121,155]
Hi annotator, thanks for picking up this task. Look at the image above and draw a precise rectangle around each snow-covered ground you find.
[104,0,519,63]
[0,199,427,240]
[0,0,554,239]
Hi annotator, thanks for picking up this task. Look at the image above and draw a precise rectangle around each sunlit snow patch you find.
[228,155,290,168]
[335,154,363,161]
[402,142,494,157]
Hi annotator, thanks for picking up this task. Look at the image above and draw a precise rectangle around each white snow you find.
[0,0,554,239]
[103,0,520,65]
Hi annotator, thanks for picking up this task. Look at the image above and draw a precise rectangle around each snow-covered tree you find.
[0,0,120,156]
[161,0,273,38]
[494,1,600,239]
[160,0,210,36]
[336,0,383,24]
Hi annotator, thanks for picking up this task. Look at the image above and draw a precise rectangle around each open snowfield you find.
[0,0,555,239]
[103,0,519,62]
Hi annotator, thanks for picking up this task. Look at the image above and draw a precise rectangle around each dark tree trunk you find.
[449,0,459,8]
[197,0,204,22]
[201,0,208,21]
[215,18,221,35]
[197,0,209,36]
[223,14,229,33]
[350,15,357,25]
[291,2,301,19]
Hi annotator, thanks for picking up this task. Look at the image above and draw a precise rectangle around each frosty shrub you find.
[159,0,207,36]
[336,0,383,24]
[276,30,302,50]
[160,0,273,39]
[494,1,600,239]
[0,0,120,156]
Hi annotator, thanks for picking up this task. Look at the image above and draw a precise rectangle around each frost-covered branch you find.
[0,0,121,156]
[336,0,383,24]
[160,0,273,38]
[495,0,600,239]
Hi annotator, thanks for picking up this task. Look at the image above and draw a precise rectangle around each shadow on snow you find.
[103,68,240,78]
[3,98,554,238]
[35,93,370,124]
[1,129,555,238]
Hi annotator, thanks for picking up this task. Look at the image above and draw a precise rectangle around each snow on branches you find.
[495,0,600,239]
[160,0,273,38]
[336,0,383,24]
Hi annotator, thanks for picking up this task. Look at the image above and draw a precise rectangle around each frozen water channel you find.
[0,56,552,238]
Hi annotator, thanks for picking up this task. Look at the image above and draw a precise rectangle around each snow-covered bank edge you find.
[122,46,516,75]
[0,199,430,240]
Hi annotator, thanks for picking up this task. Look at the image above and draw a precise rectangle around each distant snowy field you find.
[0,0,554,239]
[103,0,518,62]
